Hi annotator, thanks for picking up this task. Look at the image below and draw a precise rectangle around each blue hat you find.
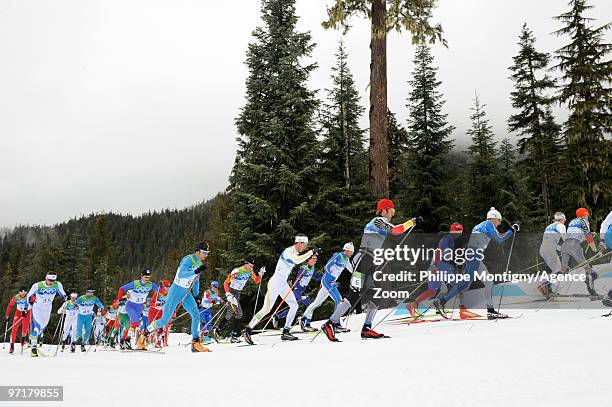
[211,281,219,288]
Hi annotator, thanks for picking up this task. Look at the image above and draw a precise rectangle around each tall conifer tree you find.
[227,0,320,266]
[553,0,612,222]
[508,23,563,224]
[401,45,454,231]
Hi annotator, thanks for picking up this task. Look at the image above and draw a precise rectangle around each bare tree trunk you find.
[369,0,389,197]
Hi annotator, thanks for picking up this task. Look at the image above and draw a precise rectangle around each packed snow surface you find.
[1,304,610,407]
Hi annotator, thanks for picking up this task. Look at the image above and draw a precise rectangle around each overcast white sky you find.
[0,0,610,228]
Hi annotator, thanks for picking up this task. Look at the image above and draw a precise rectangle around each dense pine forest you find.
[1,0,610,330]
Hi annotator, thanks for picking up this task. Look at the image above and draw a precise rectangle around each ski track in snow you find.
[1,307,610,407]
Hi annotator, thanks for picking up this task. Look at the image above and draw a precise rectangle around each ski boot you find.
[459,306,482,320]
[406,302,420,320]
[586,272,598,296]
[70,341,76,353]
[121,338,133,350]
[300,317,317,332]
[30,347,38,357]
[280,327,298,341]
[242,327,254,345]
[322,321,340,342]
[9,343,14,354]
[537,282,552,299]
[333,322,350,333]
[229,335,242,344]
[136,331,148,350]
[271,315,279,329]
[487,308,509,320]
[213,327,225,343]
[191,339,210,353]
[361,325,388,339]
[80,344,86,352]
[432,298,448,319]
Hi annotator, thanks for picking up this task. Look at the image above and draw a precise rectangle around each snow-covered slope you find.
[1,305,611,407]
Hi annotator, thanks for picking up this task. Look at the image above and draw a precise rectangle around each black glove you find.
[22,310,27,317]
[312,247,322,256]
[414,216,424,226]
[194,264,208,275]
[4,316,8,323]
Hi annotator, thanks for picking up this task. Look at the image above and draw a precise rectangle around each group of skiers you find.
[4,200,612,355]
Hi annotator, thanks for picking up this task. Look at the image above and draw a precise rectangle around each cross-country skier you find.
[103,301,119,347]
[274,254,321,330]
[116,294,131,349]
[93,310,106,345]
[346,199,420,339]
[116,269,159,350]
[25,272,67,357]
[146,242,210,352]
[214,260,261,343]
[561,207,599,296]
[599,210,612,251]
[538,212,567,298]
[433,207,519,319]
[199,281,223,342]
[405,223,480,320]
[243,235,316,344]
[57,292,79,351]
[300,243,354,338]
[71,289,105,352]
[4,287,31,354]
[148,279,171,348]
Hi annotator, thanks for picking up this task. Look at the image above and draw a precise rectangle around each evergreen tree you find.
[553,0,612,222]
[508,23,564,224]
[323,0,445,197]
[227,0,320,268]
[496,138,530,226]
[465,94,499,225]
[400,44,454,231]
[87,215,112,294]
[320,41,367,189]
[388,110,409,199]
[313,40,370,250]
[60,224,87,293]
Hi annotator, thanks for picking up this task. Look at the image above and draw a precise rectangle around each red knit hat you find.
[576,207,589,218]
[376,199,395,211]
[450,223,463,232]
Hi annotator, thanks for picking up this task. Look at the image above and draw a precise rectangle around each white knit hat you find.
[486,207,502,220]
[343,242,355,252]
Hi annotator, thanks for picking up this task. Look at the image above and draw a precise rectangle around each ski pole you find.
[48,310,64,352]
[497,228,518,312]
[2,316,25,348]
[535,251,610,312]
[54,311,67,355]
[557,250,610,297]
[341,226,416,325]
[371,280,429,330]
[2,317,8,349]
[198,303,228,338]
[259,267,309,333]
[252,278,262,320]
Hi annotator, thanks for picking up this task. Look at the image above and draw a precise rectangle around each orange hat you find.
[376,199,394,211]
[576,207,589,218]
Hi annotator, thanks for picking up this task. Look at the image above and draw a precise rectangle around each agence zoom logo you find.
[372,247,485,266]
